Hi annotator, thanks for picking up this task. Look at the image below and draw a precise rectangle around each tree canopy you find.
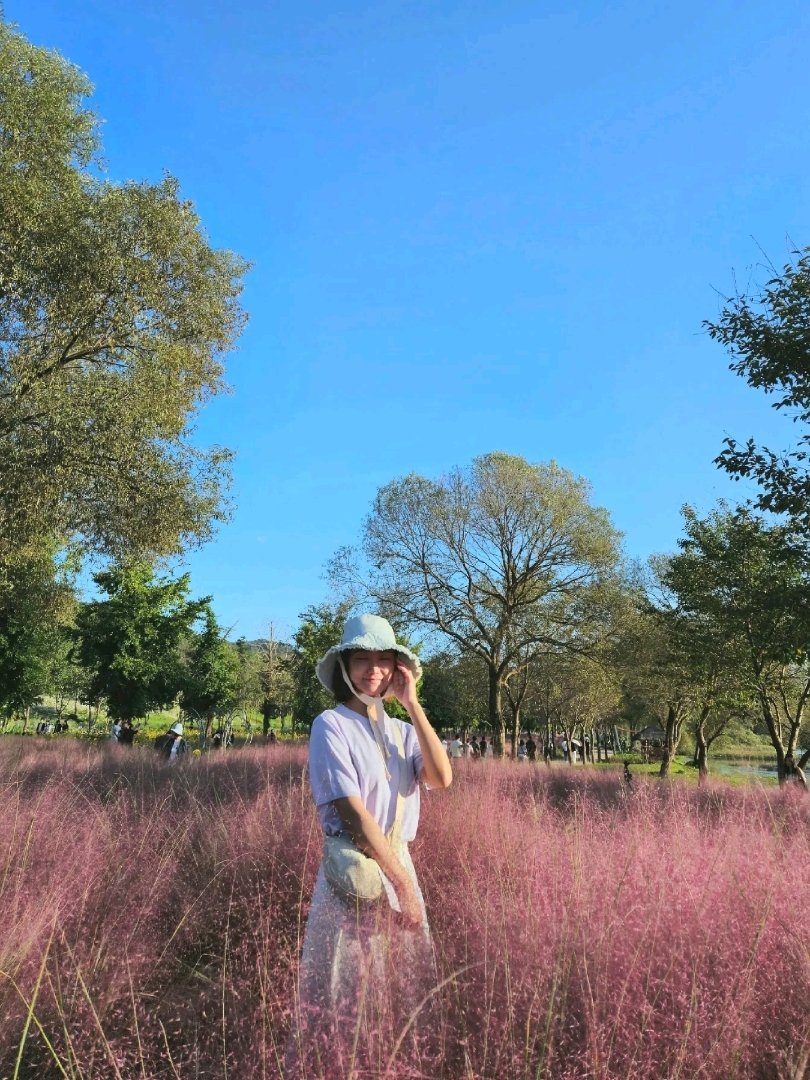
[75,564,208,721]
[285,603,350,731]
[0,22,249,562]
[0,545,76,722]
[330,452,623,753]
[180,607,240,736]
[709,248,810,525]
[665,505,810,779]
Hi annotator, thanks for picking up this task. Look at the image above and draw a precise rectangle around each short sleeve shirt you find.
[308,704,424,842]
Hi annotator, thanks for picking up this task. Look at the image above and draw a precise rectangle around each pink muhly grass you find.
[0,738,808,1079]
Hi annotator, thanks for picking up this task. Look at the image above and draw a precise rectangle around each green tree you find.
[527,646,621,762]
[259,623,293,735]
[233,637,264,717]
[330,453,622,754]
[44,624,86,725]
[286,603,350,732]
[0,22,249,562]
[708,246,810,525]
[420,650,488,736]
[665,506,810,782]
[180,608,240,741]
[614,561,747,779]
[75,563,207,722]
[0,546,76,727]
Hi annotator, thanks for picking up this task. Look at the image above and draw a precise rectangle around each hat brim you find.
[316,643,422,692]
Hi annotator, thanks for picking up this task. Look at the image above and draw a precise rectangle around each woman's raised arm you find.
[390,662,453,790]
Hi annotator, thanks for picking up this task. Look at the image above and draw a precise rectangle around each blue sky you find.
[10,0,810,639]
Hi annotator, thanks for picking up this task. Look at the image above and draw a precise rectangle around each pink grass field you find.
[1,739,809,1080]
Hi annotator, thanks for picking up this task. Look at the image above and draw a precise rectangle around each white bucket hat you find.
[316,614,422,693]
[170,722,183,736]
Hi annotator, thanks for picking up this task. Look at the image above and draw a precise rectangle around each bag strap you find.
[387,719,408,853]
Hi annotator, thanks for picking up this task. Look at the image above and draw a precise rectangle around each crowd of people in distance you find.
[33,711,600,769]
[438,731,608,763]
[35,718,70,735]
[109,718,138,745]
[441,732,559,762]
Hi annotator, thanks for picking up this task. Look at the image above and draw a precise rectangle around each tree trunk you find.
[659,704,684,778]
[488,666,506,756]
[756,693,787,783]
[561,723,574,764]
[695,728,708,783]
[510,704,521,760]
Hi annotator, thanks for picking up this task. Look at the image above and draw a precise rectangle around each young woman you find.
[286,613,452,1076]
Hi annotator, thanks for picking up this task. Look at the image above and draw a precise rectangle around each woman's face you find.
[348,650,397,697]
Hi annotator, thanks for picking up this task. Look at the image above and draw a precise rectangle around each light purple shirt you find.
[308,704,424,842]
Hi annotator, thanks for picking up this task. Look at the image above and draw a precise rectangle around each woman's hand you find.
[388,662,420,712]
[397,881,424,929]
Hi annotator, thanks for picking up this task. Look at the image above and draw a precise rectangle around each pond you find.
[711,758,779,780]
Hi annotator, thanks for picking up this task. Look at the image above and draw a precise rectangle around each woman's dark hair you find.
[331,650,356,702]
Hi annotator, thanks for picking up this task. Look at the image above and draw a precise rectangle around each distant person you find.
[544,738,552,765]
[169,723,186,761]
[561,737,569,763]
[118,719,137,746]
[110,720,122,743]
[479,737,488,760]
[268,729,278,744]
[449,734,464,759]
[156,722,186,760]
[517,739,527,761]
[525,735,537,763]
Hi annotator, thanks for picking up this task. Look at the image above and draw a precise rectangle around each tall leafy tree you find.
[0,22,248,562]
[180,608,240,740]
[330,453,622,754]
[420,650,488,736]
[75,564,207,722]
[0,545,76,725]
[259,623,293,735]
[286,603,350,731]
[666,506,810,782]
[233,637,264,717]
[709,246,810,525]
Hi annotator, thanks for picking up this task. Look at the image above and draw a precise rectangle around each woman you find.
[286,614,452,1078]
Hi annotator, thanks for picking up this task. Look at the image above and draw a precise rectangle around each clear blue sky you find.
[10,0,810,640]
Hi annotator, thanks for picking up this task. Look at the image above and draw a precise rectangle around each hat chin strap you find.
[338,653,392,779]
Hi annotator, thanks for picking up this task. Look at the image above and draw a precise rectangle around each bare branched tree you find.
[329,453,623,754]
